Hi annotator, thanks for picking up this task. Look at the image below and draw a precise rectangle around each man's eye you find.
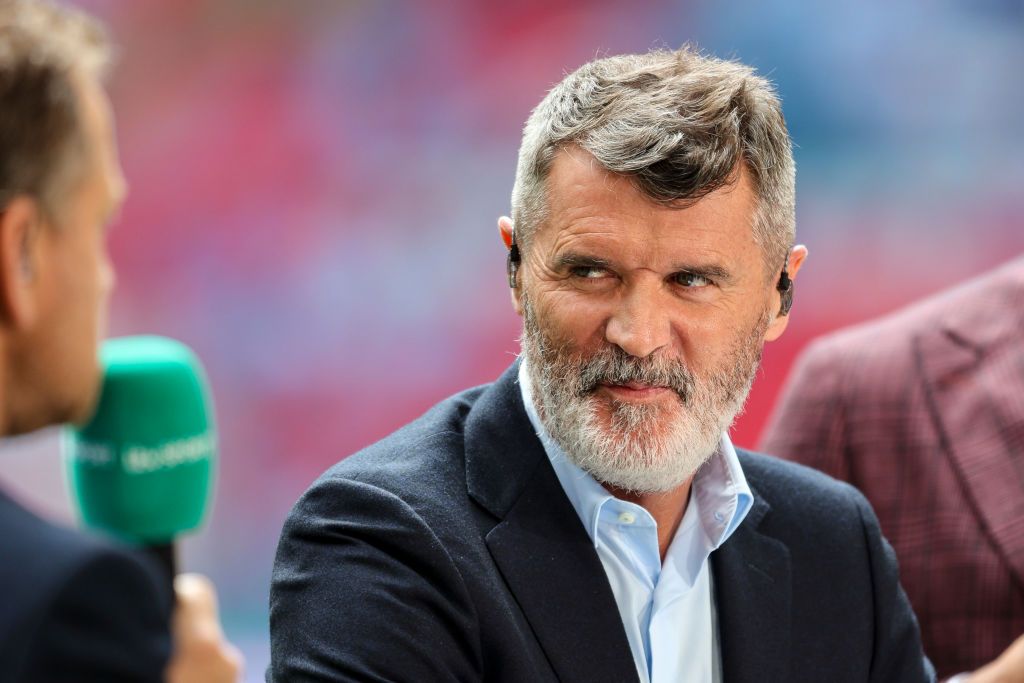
[570,266,609,279]
[673,272,712,288]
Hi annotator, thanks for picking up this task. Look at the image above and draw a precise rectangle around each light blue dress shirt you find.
[518,361,753,683]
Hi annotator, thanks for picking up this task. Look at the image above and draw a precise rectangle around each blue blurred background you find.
[1,0,1021,679]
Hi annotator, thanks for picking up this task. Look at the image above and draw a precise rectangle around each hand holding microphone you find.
[65,336,242,682]
[167,573,244,683]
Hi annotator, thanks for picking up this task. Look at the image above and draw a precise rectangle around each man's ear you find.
[498,216,523,316]
[0,196,44,329]
[764,244,808,342]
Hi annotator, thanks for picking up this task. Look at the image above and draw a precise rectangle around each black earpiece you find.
[777,266,793,316]
[507,237,521,289]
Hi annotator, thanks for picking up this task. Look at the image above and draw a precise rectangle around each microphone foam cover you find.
[64,336,216,544]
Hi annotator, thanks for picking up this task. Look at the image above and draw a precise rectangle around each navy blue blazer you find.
[270,363,934,682]
[0,488,171,682]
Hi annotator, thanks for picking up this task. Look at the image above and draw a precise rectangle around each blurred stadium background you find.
[1,0,1021,678]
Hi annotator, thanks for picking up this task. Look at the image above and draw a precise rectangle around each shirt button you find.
[714,512,725,522]
[618,511,636,525]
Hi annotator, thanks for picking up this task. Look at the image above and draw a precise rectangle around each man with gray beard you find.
[270,47,934,683]
[519,296,769,496]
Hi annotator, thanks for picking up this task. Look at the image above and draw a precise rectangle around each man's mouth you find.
[597,382,675,401]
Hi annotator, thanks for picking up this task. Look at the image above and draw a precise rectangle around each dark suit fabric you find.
[761,256,1024,679]
[0,488,172,683]
[270,362,933,683]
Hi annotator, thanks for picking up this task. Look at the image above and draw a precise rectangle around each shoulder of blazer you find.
[0,488,172,678]
[734,449,867,531]
[315,362,542,523]
[0,488,115,596]
[320,382,489,484]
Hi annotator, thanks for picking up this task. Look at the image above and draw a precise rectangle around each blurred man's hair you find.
[0,0,112,219]
[512,46,795,273]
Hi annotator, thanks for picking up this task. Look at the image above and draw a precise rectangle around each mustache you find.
[574,347,694,402]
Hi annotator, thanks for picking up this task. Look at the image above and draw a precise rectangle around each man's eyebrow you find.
[671,263,733,282]
[554,252,613,269]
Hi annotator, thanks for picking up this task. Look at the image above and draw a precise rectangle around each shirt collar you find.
[517,358,753,553]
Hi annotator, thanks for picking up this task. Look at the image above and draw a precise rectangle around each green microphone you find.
[63,336,216,580]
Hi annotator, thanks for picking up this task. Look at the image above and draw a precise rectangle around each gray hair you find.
[0,0,112,218]
[511,46,795,274]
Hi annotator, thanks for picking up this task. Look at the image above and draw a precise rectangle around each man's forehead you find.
[538,147,759,257]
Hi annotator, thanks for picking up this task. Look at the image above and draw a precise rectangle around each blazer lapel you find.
[711,494,792,683]
[915,278,1024,586]
[465,363,639,683]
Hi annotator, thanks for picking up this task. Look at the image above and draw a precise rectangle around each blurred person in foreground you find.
[0,1,241,681]
[762,256,1024,682]
[270,48,936,682]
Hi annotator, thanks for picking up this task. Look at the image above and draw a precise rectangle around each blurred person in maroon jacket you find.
[0,1,241,680]
[761,256,1024,681]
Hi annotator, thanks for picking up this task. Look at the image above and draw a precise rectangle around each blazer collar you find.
[712,481,792,683]
[915,263,1024,586]
[464,361,640,683]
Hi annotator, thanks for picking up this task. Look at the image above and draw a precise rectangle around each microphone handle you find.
[143,542,177,586]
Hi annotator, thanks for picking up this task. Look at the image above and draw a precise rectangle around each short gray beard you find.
[520,296,768,494]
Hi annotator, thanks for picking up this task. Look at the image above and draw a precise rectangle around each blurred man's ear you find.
[498,216,523,316]
[764,244,808,342]
[0,196,44,329]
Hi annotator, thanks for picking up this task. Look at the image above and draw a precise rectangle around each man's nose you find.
[603,281,672,359]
